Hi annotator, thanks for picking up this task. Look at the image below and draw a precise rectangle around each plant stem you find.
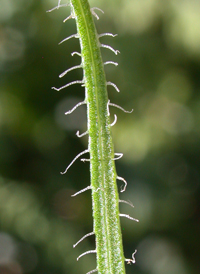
[70,0,126,273]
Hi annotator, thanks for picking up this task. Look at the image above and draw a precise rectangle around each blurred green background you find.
[0,0,200,273]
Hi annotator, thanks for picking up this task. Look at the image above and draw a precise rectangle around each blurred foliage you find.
[0,0,200,273]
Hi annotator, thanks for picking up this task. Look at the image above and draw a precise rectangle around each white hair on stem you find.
[77,250,97,261]
[64,100,86,115]
[52,80,84,92]
[47,2,70,13]
[107,81,120,92]
[61,149,89,174]
[86,269,98,274]
[111,114,117,127]
[93,187,101,193]
[117,176,127,192]
[71,186,91,197]
[81,158,90,162]
[63,14,73,22]
[100,44,120,55]
[73,232,95,248]
[76,130,88,138]
[59,64,82,78]
[108,100,133,113]
[120,214,139,222]
[125,250,137,264]
[107,100,110,116]
[114,153,123,160]
[104,61,118,66]
[71,51,82,57]
[98,33,118,38]
[119,199,135,208]
[59,34,79,45]
[91,7,104,20]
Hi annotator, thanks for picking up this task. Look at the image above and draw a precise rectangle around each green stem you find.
[70,0,126,273]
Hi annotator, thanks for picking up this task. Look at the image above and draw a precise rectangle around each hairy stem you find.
[70,0,126,273]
